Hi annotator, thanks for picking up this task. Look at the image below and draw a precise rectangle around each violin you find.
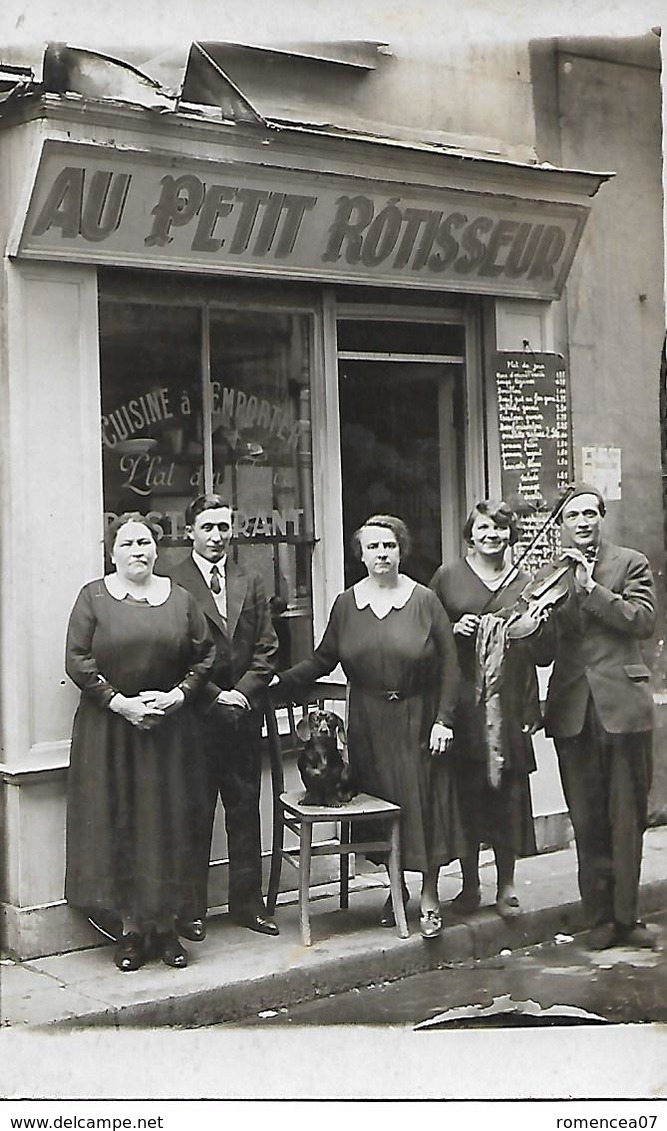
[505,561,571,640]
[479,484,579,626]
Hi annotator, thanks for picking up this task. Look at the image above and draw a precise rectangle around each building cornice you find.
[0,94,612,204]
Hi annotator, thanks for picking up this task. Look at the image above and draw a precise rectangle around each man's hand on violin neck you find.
[561,548,596,593]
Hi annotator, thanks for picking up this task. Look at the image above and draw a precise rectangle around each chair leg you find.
[299,822,313,946]
[340,820,350,910]
[265,703,286,918]
[266,804,283,917]
[388,817,409,938]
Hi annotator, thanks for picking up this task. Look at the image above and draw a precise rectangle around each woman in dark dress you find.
[65,513,215,971]
[430,500,541,918]
[277,515,463,939]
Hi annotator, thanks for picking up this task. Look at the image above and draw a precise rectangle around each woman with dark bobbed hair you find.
[65,513,215,971]
[430,500,541,918]
[276,514,464,939]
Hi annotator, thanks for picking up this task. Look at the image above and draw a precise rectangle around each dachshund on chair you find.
[295,709,357,806]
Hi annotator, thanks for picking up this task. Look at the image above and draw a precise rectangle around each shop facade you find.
[0,31,663,958]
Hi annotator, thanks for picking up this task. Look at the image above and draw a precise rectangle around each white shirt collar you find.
[192,549,227,581]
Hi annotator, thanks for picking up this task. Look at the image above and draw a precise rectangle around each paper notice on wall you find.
[581,446,622,500]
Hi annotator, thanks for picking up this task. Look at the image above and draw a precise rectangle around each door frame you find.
[316,293,485,628]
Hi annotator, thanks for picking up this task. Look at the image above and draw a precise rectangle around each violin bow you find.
[479,483,577,614]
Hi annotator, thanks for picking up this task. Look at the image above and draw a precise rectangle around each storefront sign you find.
[104,508,305,541]
[14,140,590,299]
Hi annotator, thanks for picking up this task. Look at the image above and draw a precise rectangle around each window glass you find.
[337,319,465,356]
[100,302,204,563]
[209,308,314,665]
[99,298,314,666]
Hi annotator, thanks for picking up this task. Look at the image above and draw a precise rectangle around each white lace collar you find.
[104,573,171,606]
[353,575,417,617]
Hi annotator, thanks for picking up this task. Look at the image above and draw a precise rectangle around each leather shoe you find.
[114,932,147,972]
[585,921,617,950]
[154,930,188,968]
[231,912,279,936]
[175,917,207,942]
[616,921,659,949]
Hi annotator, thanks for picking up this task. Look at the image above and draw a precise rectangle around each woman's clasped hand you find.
[108,687,185,729]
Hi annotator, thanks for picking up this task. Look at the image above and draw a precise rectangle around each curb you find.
[44,876,667,1029]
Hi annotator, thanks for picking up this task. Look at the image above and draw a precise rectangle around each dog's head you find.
[295,708,347,753]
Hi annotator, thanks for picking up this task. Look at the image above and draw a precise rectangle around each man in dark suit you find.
[536,484,657,949]
[168,494,279,938]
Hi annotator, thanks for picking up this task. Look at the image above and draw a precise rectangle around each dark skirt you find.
[65,699,209,926]
[347,687,467,872]
[452,754,536,858]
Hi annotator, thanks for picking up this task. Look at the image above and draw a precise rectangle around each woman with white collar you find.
[65,513,215,972]
[276,515,463,939]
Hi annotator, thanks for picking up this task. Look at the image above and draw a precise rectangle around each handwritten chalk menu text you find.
[494,351,572,572]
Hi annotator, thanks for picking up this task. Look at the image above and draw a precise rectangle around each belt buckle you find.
[384,690,401,701]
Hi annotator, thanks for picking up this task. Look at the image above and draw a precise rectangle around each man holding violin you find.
[532,483,657,949]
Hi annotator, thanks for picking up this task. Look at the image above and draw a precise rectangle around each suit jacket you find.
[167,556,278,712]
[533,540,656,738]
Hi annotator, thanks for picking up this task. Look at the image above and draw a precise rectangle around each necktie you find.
[210,564,222,594]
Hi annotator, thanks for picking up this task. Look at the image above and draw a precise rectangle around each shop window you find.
[100,299,314,666]
[209,308,314,666]
[100,302,205,537]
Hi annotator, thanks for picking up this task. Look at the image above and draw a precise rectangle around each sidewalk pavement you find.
[3,825,667,1030]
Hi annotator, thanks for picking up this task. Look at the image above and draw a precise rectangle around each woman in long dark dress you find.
[430,500,541,918]
[65,513,215,971]
[277,515,463,939]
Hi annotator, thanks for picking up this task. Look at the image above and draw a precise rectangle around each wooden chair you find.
[265,680,409,946]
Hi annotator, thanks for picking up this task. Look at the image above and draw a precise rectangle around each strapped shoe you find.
[175,917,207,942]
[419,908,443,939]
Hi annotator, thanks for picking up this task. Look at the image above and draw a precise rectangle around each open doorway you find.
[338,326,466,586]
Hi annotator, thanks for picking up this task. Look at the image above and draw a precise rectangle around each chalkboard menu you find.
[494,351,572,574]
